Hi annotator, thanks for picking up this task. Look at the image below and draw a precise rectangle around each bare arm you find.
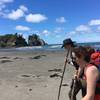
[82,66,99,100]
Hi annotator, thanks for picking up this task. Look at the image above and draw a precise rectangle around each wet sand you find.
[0,50,81,100]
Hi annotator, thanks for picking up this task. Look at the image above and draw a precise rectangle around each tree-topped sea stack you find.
[0,33,27,48]
[28,34,47,46]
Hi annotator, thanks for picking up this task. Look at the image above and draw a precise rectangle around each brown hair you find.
[73,46,95,62]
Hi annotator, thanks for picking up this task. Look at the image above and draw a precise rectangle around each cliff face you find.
[0,34,27,47]
[28,34,47,46]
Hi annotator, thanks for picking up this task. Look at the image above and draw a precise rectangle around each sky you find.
[0,0,100,44]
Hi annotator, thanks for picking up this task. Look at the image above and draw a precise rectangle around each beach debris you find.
[62,83,69,86]
[36,75,41,77]
[21,75,31,78]
[0,60,13,63]
[15,85,18,88]
[29,55,46,59]
[49,73,61,78]
[19,74,37,78]
[29,88,32,91]
[0,56,10,59]
[48,68,62,73]
[13,57,23,60]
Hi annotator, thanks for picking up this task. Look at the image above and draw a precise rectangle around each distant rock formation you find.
[28,34,47,46]
[15,33,28,47]
[0,33,47,48]
[0,33,27,48]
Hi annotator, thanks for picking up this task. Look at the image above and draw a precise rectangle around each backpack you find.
[90,51,100,70]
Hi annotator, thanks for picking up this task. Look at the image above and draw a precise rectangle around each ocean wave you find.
[15,45,62,51]
[50,45,62,48]
[16,46,42,50]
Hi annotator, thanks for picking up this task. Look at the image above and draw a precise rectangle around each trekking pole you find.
[70,76,77,100]
[57,49,70,100]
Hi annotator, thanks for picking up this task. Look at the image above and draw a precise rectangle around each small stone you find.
[15,85,18,88]
[29,89,32,91]
[62,84,69,86]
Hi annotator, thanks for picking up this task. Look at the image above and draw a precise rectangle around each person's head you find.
[73,46,95,67]
[62,38,76,49]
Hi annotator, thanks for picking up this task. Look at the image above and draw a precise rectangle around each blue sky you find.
[0,0,100,44]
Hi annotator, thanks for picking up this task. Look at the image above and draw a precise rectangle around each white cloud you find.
[0,0,14,11]
[54,27,64,33]
[0,0,13,5]
[89,19,100,26]
[56,17,66,23]
[75,25,91,32]
[19,5,28,12]
[65,19,100,43]
[66,31,77,39]
[15,25,31,31]
[42,30,49,34]
[5,5,28,20]
[77,36,100,43]
[67,31,76,36]
[25,14,47,23]
[42,30,50,36]
[7,9,24,20]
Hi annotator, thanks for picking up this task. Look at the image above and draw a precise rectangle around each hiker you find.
[73,46,100,100]
[61,38,79,72]
[62,38,84,100]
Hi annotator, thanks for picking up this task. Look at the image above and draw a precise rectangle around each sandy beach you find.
[0,50,81,100]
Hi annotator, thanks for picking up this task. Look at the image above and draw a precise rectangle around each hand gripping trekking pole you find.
[70,76,77,100]
[57,49,70,100]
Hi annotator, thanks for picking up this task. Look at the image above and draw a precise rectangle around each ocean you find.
[0,42,100,52]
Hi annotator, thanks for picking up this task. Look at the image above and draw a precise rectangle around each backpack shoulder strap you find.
[89,62,99,69]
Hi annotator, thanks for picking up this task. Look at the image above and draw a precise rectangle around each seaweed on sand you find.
[30,55,46,59]
[48,68,62,73]
[0,60,13,63]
